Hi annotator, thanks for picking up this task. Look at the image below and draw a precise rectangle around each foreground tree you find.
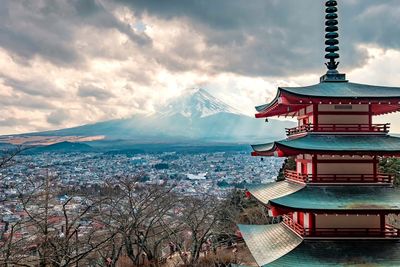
[98,175,179,266]
[2,173,113,267]
[0,145,24,171]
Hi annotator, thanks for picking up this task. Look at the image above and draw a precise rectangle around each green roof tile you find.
[238,224,302,266]
[252,134,400,154]
[271,186,400,212]
[248,181,305,205]
[255,82,400,113]
[266,240,400,266]
[281,82,400,98]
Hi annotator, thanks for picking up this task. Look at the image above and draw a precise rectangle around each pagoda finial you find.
[320,0,347,82]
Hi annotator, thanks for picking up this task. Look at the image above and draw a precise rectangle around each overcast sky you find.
[1,0,400,134]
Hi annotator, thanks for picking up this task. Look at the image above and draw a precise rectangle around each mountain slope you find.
[27,141,94,153]
[160,88,241,118]
[12,88,295,143]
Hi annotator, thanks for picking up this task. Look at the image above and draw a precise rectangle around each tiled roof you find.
[271,185,400,212]
[267,240,400,266]
[238,223,303,266]
[256,81,400,113]
[248,181,305,205]
[281,82,400,98]
[252,135,400,156]
[240,225,400,266]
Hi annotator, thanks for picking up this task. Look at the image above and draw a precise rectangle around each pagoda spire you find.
[320,0,346,82]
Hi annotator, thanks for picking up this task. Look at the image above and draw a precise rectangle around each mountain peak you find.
[161,88,241,118]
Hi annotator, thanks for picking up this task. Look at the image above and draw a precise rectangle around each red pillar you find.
[313,104,319,130]
[312,154,317,182]
[368,104,373,128]
[373,156,378,182]
[309,213,316,237]
[380,213,386,236]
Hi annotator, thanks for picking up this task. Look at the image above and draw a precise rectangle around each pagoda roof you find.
[269,240,400,266]
[252,134,400,157]
[255,185,400,213]
[240,224,400,266]
[238,224,303,266]
[256,81,400,118]
[248,181,305,204]
[249,183,400,213]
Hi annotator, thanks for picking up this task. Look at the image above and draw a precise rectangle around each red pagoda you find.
[238,1,400,266]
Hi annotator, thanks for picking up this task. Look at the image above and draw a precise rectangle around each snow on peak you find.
[161,88,241,118]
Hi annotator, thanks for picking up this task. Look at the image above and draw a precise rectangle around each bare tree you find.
[99,175,179,267]
[10,173,113,267]
[176,195,221,266]
[0,145,24,171]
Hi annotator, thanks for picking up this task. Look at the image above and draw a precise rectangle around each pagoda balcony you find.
[284,170,393,185]
[283,215,400,239]
[286,123,390,136]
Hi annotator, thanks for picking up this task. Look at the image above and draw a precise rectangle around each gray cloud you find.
[2,76,64,98]
[1,0,399,77]
[116,0,400,76]
[0,0,151,66]
[0,94,56,110]
[47,109,70,125]
[2,0,400,134]
[0,118,31,127]
[78,84,114,100]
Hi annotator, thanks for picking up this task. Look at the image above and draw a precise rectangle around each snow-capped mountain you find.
[12,88,295,144]
[160,88,241,118]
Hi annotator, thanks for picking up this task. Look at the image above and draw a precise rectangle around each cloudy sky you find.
[1,0,400,134]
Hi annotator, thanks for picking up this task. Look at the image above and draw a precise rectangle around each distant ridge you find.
[2,88,295,145]
[27,141,94,153]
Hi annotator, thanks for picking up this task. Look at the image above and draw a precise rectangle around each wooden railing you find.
[286,123,390,136]
[284,170,308,183]
[282,215,305,236]
[285,170,393,184]
[283,215,400,238]
[304,225,400,238]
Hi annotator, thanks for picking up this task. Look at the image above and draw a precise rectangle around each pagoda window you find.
[318,104,369,112]
[306,105,314,113]
[315,214,380,229]
[317,162,373,175]
[334,105,352,110]
[315,104,371,127]
[318,114,370,125]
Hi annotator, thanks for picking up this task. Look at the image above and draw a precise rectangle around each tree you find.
[99,175,178,266]
[276,157,296,181]
[8,173,113,267]
[379,157,400,186]
[0,145,24,171]
[177,195,221,265]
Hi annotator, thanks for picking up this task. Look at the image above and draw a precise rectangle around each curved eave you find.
[247,181,305,205]
[252,135,400,157]
[270,186,400,214]
[238,223,303,266]
[280,82,400,99]
[255,82,400,118]
[266,240,400,266]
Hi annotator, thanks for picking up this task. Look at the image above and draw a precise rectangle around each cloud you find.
[77,84,114,100]
[2,76,64,98]
[0,0,400,134]
[116,0,383,76]
[0,0,151,66]
[47,109,70,125]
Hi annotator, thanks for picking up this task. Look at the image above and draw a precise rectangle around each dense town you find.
[0,151,283,200]
[0,150,283,266]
